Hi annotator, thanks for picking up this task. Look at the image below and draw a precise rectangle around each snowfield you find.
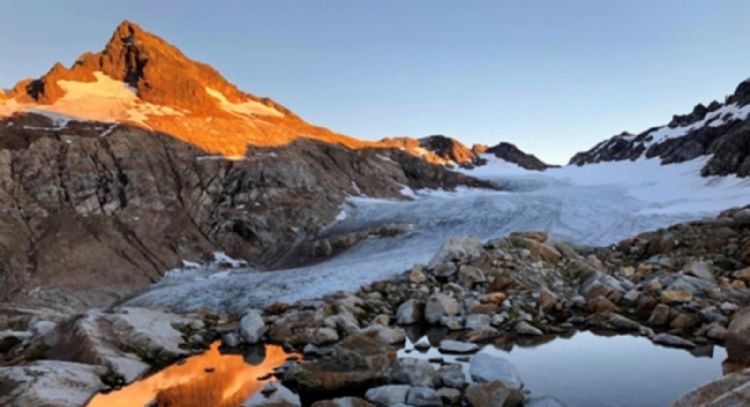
[127,155,750,313]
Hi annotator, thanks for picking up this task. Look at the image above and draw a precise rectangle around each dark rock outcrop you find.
[570,77,750,177]
[485,142,552,171]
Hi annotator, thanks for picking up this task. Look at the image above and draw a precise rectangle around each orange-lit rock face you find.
[0,20,473,164]
[87,342,293,407]
[1,20,376,158]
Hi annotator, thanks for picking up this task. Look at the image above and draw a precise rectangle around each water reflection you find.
[87,342,292,407]
[400,330,726,407]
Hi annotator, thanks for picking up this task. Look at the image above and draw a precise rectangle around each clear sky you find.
[2,1,750,164]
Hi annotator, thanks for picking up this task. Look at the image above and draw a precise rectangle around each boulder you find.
[660,290,693,304]
[458,266,487,286]
[388,358,440,387]
[358,325,405,345]
[465,381,523,407]
[396,300,423,325]
[465,314,492,331]
[439,339,479,354]
[671,367,750,407]
[240,309,266,344]
[469,352,523,389]
[438,363,466,388]
[425,294,459,324]
[652,333,695,349]
[648,304,671,327]
[683,260,716,282]
[283,334,397,394]
[406,387,443,407]
[365,385,410,407]
[727,307,750,364]
[0,361,106,407]
[428,236,483,268]
[515,321,543,336]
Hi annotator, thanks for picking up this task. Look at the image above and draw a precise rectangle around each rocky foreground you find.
[2,206,750,406]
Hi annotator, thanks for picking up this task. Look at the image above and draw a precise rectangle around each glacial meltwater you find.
[88,330,726,407]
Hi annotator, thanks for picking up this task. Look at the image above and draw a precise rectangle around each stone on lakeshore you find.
[388,357,440,387]
[437,387,462,405]
[425,294,459,324]
[365,385,410,407]
[726,306,750,364]
[660,290,693,304]
[439,339,479,354]
[465,314,492,331]
[648,304,671,327]
[683,260,716,282]
[671,367,750,407]
[358,325,405,345]
[240,309,266,344]
[469,352,523,389]
[438,363,466,388]
[396,300,423,325]
[0,361,107,407]
[428,235,483,268]
[465,380,523,407]
[406,387,443,407]
[652,333,695,349]
[458,265,487,286]
[515,321,543,336]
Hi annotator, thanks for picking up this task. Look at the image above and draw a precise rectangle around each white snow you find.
[0,72,184,126]
[126,154,750,314]
[645,102,750,147]
[204,87,283,118]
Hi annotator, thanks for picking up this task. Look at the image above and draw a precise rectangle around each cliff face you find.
[0,112,493,312]
[570,77,750,177]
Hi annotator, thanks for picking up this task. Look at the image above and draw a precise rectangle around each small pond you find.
[88,330,726,407]
[401,330,726,407]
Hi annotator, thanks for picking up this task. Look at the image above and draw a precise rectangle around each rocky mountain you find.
[570,77,750,177]
[483,141,553,170]
[379,135,484,168]
[0,22,496,312]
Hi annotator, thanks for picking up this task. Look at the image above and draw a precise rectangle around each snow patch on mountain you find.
[0,72,184,126]
[204,87,283,118]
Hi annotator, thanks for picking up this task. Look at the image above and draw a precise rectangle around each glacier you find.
[126,155,750,314]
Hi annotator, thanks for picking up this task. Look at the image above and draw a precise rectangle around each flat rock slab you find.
[0,360,106,407]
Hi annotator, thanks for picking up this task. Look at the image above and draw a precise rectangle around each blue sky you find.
[2,1,750,164]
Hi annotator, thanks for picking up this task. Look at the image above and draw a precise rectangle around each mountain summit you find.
[3,20,368,156]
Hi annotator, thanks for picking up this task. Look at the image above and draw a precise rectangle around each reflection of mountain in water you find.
[87,342,291,407]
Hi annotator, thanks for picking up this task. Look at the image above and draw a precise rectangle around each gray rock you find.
[425,294,459,325]
[439,339,479,354]
[222,332,240,348]
[406,387,443,407]
[389,358,440,387]
[240,309,266,344]
[652,333,695,349]
[515,321,543,336]
[365,385,410,407]
[465,314,492,331]
[671,367,750,407]
[469,352,523,389]
[683,260,715,282]
[428,235,483,268]
[358,325,405,345]
[437,387,462,405]
[727,306,750,364]
[458,265,487,285]
[396,300,424,325]
[465,381,523,407]
[438,363,466,388]
[433,262,458,278]
[0,361,107,407]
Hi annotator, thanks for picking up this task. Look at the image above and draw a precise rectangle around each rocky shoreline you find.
[2,206,750,406]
